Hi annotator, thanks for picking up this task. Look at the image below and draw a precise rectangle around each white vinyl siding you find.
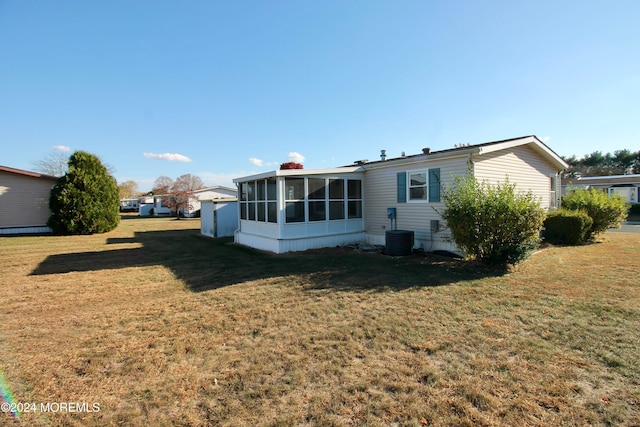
[364,156,469,250]
[0,171,56,230]
[473,145,559,209]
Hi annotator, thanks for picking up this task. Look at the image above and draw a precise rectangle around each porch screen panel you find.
[309,178,326,221]
[267,178,277,223]
[347,179,362,219]
[329,178,345,220]
[285,177,305,222]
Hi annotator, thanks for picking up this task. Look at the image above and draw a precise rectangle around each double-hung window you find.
[408,170,428,201]
[397,169,440,203]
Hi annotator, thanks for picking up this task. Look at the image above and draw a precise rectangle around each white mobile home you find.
[233,136,568,254]
[571,175,640,204]
[120,198,140,212]
[0,166,58,234]
[183,186,236,217]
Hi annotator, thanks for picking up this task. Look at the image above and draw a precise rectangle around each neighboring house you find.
[563,174,640,204]
[200,198,238,238]
[233,136,568,254]
[135,194,172,216]
[183,186,237,218]
[138,196,154,216]
[138,186,237,217]
[120,198,140,212]
[152,195,172,216]
[0,165,58,234]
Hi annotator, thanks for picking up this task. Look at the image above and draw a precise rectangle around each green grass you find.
[0,216,639,426]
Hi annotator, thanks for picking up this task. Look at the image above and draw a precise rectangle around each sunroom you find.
[233,167,365,253]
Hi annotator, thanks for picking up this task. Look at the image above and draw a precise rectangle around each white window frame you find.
[407,169,429,202]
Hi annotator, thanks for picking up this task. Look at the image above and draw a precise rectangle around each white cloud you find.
[249,157,263,166]
[248,157,279,167]
[53,145,71,152]
[542,136,551,143]
[288,152,305,163]
[143,152,192,162]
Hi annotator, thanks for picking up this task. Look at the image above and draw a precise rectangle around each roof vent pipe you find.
[422,147,431,154]
[380,150,387,161]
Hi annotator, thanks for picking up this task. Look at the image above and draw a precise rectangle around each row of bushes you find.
[542,188,629,245]
[440,176,629,267]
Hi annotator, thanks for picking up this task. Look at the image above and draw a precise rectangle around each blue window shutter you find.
[428,168,440,202]
[397,172,407,203]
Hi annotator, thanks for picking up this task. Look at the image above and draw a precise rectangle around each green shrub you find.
[440,174,546,266]
[561,188,629,241]
[629,203,640,215]
[48,151,120,234]
[542,209,593,245]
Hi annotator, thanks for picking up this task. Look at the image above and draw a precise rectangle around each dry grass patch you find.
[1,217,639,426]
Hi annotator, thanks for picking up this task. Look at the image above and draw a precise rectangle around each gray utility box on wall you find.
[385,230,414,256]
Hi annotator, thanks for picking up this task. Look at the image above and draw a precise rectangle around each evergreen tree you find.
[562,149,640,177]
[48,151,120,234]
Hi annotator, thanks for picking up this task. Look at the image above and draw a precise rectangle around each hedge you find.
[542,209,593,245]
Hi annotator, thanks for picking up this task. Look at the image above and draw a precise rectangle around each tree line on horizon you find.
[562,149,640,178]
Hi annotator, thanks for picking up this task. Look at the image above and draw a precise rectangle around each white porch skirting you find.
[235,231,366,254]
[235,230,460,255]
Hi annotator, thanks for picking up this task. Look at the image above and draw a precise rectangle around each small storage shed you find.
[200,198,238,238]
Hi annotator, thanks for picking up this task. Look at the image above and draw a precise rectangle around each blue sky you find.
[1,1,639,191]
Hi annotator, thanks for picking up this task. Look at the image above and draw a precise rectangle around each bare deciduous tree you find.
[32,151,69,177]
[152,176,174,195]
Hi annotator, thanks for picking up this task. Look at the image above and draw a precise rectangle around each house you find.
[183,186,236,217]
[0,165,58,234]
[120,198,140,212]
[137,196,155,216]
[233,136,568,254]
[139,186,237,217]
[200,198,238,238]
[563,174,640,204]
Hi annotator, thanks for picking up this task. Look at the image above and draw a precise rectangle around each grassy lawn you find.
[1,216,639,426]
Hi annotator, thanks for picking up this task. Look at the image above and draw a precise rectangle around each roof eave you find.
[0,165,59,180]
[233,166,365,183]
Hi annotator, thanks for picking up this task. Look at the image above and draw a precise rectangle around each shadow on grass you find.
[30,228,504,292]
